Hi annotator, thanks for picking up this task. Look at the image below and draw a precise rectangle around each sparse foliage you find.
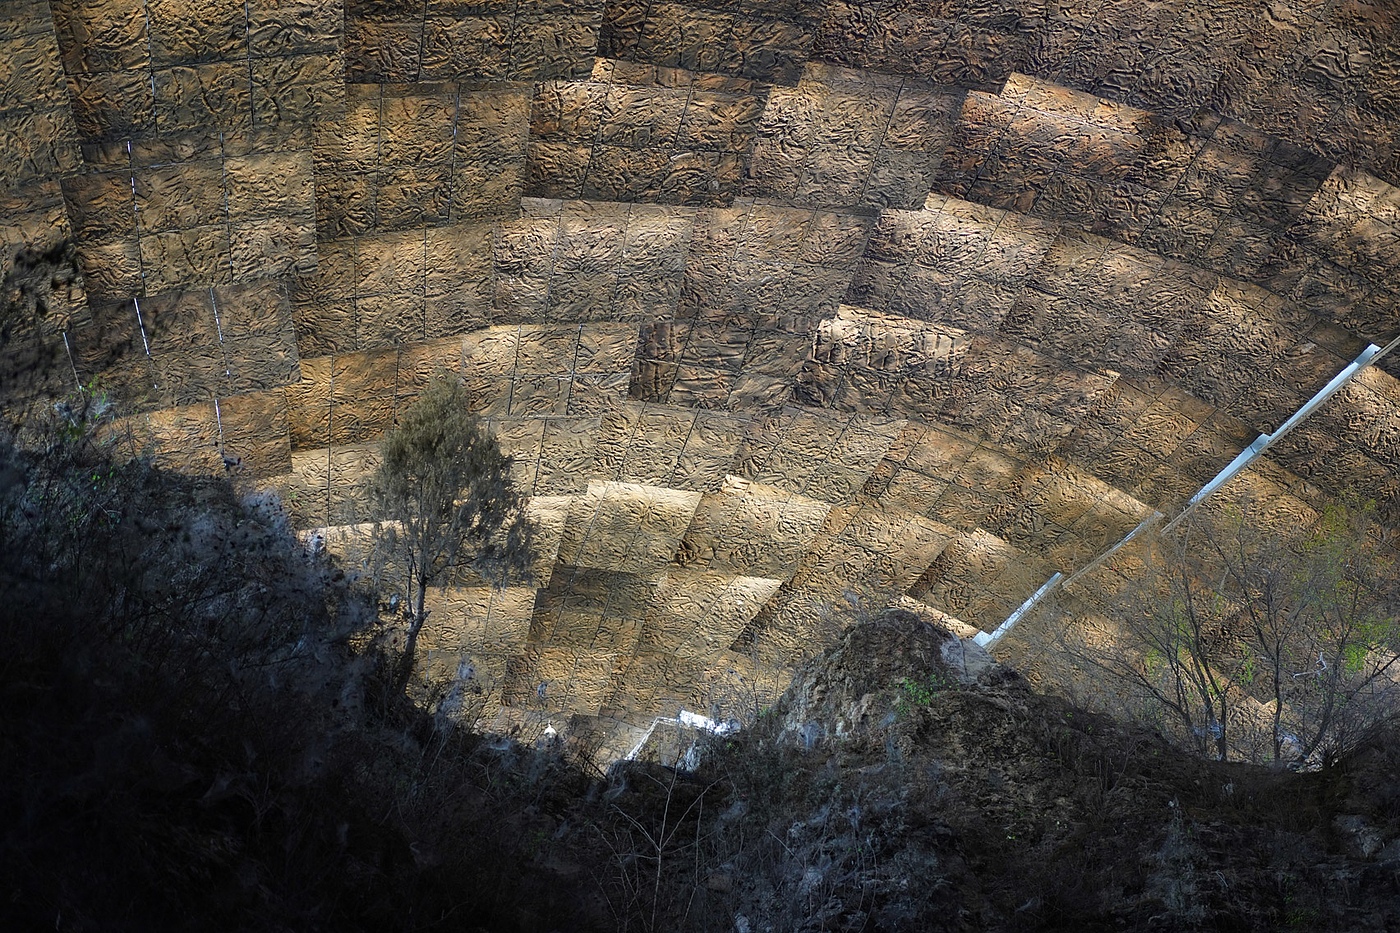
[370,376,536,693]
[5,400,1399,932]
[596,759,721,933]
[1041,495,1400,765]
[0,395,615,932]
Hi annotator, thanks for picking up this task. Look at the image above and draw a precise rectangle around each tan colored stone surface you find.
[346,1,600,83]
[62,130,317,298]
[422,586,537,655]
[0,0,83,349]
[556,480,701,574]
[527,66,763,204]
[8,2,1400,750]
[600,0,817,86]
[676,474,830,579]
[53,0,344,139]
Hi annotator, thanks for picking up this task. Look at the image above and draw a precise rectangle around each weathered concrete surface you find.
[3,0,1399,757]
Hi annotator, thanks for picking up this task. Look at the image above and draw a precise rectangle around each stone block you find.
[420,14,512,80]
[143,400,223,471]
[230,216,317,280]
[133,160,225,234]
[251,54,344,126]
[217,388,292,475]
[153,62,252,130]
[247,0,345,57]
[677,89,766,151]
[533,416,599,493]
[345,16,422,82]
[137,224,232,292]
[144,0,246,66]
[508,12,600,80]
[140,285,218,346]
[50,0,151,74]
[0,30,67,115]
[598,85,687,148]
[62,170,138,241]
[679,475,830,579]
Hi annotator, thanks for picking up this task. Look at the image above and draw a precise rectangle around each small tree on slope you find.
[371,377,535,694]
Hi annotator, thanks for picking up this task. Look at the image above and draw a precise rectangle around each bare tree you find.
[1034,494,1400,765]
[1113,520,1238,761]
[370,377,536,694]
[1212,499,1400,764]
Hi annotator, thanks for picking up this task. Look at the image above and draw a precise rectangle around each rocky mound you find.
[607,610,1400,932]
[767,607,1013,747]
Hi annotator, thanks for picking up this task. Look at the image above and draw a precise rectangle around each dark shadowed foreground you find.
[2,431,1397,931]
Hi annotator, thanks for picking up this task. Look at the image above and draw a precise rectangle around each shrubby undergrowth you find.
[592,612,1400,932]
[0,395,604,932]
[3,392,1398,932]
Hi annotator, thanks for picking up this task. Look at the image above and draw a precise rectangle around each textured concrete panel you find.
[314,85,528,238]
[556,480,702,574]
[601,0,819,85]
[676,474,830,579]
[747,63,960,211]
[64,129,317,298]
[814,2,1400,183]
[642,570,783,660]
[0,0,82,340]
[52,0,344,138]
[137,399,223,472]
[503,642,622,716]
[528,64,762,205]
[347,0,601,83]
[9,0,1400,756]
[423,586,537,655]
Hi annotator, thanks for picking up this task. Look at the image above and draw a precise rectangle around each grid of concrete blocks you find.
[2,0,1400,762]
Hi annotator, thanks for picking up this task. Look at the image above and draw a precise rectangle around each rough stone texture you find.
[346,0,602,83]
[0,0,83,338]
[528,61,763,205]
[62,128,317,297]
[599,0,820,86]
[746,63,960,210]
[314,84,530,239]
[813,0,1400,185]
[50,0,345,139]
[3,0,1399,758]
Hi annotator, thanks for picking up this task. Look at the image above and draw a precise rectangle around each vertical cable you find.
[61,331,81,387]
[127,140,144,287]
[132,296,151,356]
[210,286,231,378]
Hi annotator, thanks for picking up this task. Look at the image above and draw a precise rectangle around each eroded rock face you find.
[770,607,1013,745]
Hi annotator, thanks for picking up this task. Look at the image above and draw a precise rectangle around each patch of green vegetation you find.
[894,670,955,716]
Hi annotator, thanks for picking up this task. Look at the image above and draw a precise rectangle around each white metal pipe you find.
[976,326,1400,656]
[1164,333,1400,534]
[976,571,1063,651]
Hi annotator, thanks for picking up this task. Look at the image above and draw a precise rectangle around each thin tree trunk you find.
[395,575,430,693]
